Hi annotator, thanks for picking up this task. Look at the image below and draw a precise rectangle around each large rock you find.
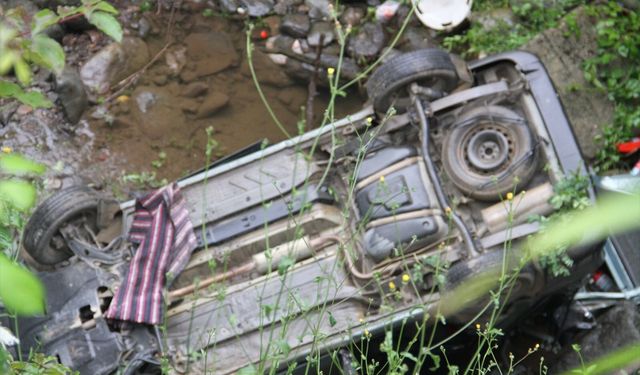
[180,32,239,82]
[80,37,149,95]
[55,67,88,124]
[522,7,615,161]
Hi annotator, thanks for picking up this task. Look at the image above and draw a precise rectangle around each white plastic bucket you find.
[413,0,473,31]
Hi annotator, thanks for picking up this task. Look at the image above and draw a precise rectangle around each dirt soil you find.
[1,2,364,196]
[86,13,364,187]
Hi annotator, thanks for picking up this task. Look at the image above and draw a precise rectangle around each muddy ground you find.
[2,0,370,196]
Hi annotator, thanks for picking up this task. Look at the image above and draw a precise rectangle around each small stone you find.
[165,45,188,75]
[44,178,63,190]
[268,53,288,65]
[281,14,310,38]
[266,35,296,52]
[196,93,229,118]
[16,105,33,116]
[181,82,209,98]
[219,0,239,12]
[291,39,305,54]
[135,91,157,113]
[138,16,151,38]
[238,0,274,17]
[263,16,282,36]
[401,26,436,51]
[305,0,330,20]
[375,0,400,23]
[153,74,168,86]
[0,102,18,126]
[180,69,198,83]
[340,7,366,27]
[181,99,200,114]
[307,22,334,47]
[347,22,386,59]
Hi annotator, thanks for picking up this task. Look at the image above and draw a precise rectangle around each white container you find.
[413,0,473,31]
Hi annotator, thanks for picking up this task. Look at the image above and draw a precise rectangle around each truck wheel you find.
[23,186,101,266]
[366,49,460,114]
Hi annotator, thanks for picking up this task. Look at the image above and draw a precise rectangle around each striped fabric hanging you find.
[106,183,197,325]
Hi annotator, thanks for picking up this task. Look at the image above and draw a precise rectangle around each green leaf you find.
[13,58,31,85]
[0,345,11,374]
[95,1,119,14]
[328,311,336,327]
[14,90,53,108]
[0,52,16,75]
[0,154,46,175]
[88,11,122,42]
[0,253,45,316]
[0,180,37,211]
[31,9,59,35]
[277,255,295,276]
[0,81,20,97]
[277,339,291,356]
[30,35,65,74]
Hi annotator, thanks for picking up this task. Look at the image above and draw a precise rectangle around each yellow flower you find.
[475,323,481,330]
[1,146,12,154]
[388,281,396,290]
[327,67,335,76]
[401,274,410,284]
[444,206,452,215]
[366,117,373,126]
[359,318,364,324]
[379,175,385,183]
[364,329,371,338]
[506,192,514,201]
[534,343,540,350]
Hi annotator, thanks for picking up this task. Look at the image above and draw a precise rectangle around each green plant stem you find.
[245,25,291,139]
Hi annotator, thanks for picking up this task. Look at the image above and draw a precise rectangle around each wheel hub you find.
[466,129,510,172]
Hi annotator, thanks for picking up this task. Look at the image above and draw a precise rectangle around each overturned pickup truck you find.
[15,49,603,374]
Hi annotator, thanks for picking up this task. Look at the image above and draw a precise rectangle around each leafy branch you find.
[0,0,121,107]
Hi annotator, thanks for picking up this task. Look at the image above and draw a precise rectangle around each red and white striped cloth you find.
[106,183,197,325]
